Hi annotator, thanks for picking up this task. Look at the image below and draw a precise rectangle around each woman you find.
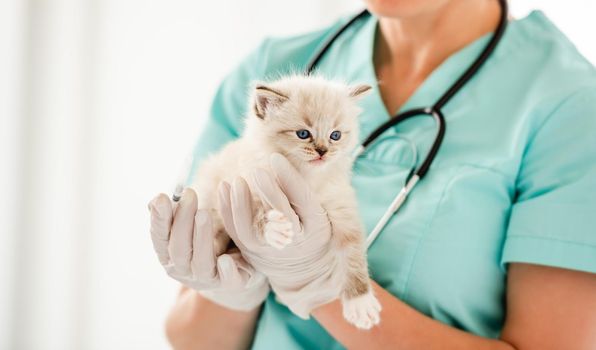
[149,0,596,348]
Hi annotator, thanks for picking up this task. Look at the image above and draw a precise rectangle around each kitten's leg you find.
[330,211,381,330]
[340,238,381,330]
[246,195,294,249]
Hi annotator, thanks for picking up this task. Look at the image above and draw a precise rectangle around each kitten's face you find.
[247,76,370,170]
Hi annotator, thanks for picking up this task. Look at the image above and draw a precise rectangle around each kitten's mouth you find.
[308,156,326,165]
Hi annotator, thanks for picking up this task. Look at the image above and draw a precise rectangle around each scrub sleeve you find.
[502,89,596,273]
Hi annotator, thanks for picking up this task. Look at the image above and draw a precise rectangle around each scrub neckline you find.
[360,10,542,121]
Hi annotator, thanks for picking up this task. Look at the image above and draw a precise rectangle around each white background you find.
[1,1,594,349]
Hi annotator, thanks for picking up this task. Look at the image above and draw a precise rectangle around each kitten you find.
[191,75,381,329]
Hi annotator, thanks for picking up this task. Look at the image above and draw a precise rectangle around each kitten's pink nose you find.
[315,147,327,157]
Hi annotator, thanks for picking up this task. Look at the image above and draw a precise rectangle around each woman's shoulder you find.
[251,16,351,79]
[505,11,596,96]
[490,10,596,132]
[217,16,351,98]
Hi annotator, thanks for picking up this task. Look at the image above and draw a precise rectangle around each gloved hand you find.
[218,153,342,319]
[148,189,269,311]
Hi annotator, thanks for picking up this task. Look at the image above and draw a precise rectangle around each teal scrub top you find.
[187,10,596,349]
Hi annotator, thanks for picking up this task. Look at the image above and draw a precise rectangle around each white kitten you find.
[191,75,381,329]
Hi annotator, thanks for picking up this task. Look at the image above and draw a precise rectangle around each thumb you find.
[148,193,173,265]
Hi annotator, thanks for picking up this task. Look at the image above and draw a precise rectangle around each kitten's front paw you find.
[264,209,294,250]
[342,291,382,330]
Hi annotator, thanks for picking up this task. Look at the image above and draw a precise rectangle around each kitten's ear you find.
[348,84,372,99]
[253,84,288,119]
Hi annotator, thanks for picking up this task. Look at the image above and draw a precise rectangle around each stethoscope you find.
[172,0,508,249]
[304,0,509,248]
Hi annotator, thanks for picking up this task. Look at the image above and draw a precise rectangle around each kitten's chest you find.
[303,175,346,208]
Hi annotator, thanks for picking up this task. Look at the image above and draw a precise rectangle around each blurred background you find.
[1,0,594,349]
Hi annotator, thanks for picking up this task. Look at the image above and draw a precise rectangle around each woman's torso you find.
[189,10,596,349]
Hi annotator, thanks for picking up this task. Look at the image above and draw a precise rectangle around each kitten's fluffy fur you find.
[191,75,381,329]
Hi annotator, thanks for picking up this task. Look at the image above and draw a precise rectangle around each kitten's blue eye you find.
[296,129,311,139]
[330,130,342,141]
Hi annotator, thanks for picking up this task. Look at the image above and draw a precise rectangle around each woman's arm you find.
[313,282,513,350]
[313,263,596,350]
[501,263,596,350]
[165,286,261,350]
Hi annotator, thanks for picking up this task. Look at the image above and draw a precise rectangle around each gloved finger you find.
[148,193,173,265]
[191,209,217,282]
[269,153,325,218]
[231,252,266,289]
[218,181,241,247]
[222,251,267,291]
[217,254,246,290]
[251,168,301,234]
[219,181,260,251]
[230,177,262,250]
[169,188,197,276]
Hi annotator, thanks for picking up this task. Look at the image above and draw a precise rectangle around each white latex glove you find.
[218,153,342,319]
[148,189,269,311]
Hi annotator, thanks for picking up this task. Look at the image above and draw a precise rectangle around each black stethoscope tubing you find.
[304,0,508,247]
[305,0,508,181]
